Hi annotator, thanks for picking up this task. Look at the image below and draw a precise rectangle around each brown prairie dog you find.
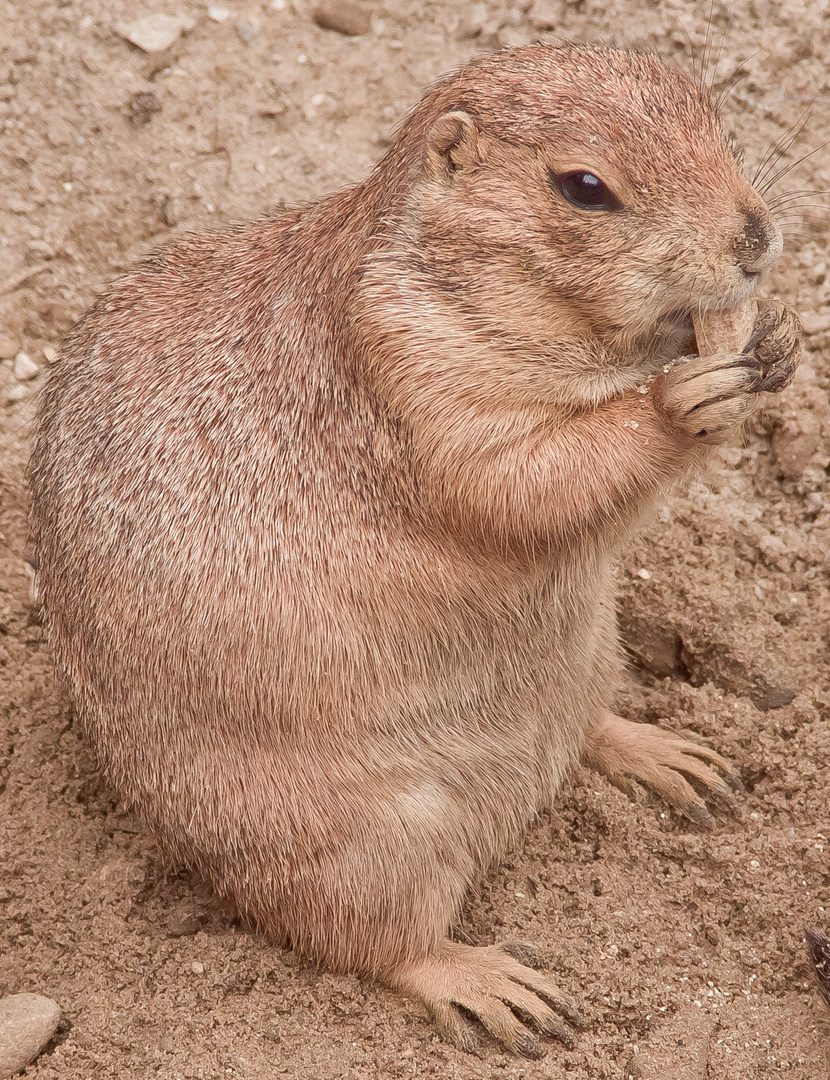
[29,42,801,1056]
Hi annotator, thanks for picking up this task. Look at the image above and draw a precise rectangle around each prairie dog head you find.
[363,42,781,408]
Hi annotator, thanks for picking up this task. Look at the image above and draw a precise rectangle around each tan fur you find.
[28,42,801,1054]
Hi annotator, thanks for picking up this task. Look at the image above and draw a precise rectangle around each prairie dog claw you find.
[582,711,741,827]
[390,941,582,1056]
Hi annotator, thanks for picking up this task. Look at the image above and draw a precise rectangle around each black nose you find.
[733,208,782,274]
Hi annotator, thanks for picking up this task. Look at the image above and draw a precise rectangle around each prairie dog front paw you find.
[745,298,802,393]
[656,299,802,445]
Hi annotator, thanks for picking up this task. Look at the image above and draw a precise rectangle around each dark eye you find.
[553,171,621,211]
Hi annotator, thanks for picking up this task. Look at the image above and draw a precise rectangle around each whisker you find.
[753,110,814,193]
[678,20,699,85]
[716,77,743,115]
[700,0,715,89]
[774,207,830,217]
[709,28,728,95]
[751,108,812,190]
[760,140,830,197]
[702,0,730,93]
[779,228,819,243]
[767,189,830,209]
[714,59,758,113]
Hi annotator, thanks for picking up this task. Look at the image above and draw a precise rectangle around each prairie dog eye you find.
[552,170,621,211]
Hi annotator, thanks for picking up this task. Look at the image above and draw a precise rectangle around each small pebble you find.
[161,195,181,228]
[800,311,830,336]
[0,335,21,359]
[114,13,196,54]
[235,19,258,43]
[207,6,231,22]
[5,385,28,405]
[42,345,58,364]
[258,101,287,120]
[454,2,488,40]
[498,26,534,48]
[191,961,205,975]
[25,240,56,260]
[7,197,36,215]
[127,91,162,126]
[13,351,39,382]
[311,0,371,37]
[0,993,61,1076]
[529,0,560,30]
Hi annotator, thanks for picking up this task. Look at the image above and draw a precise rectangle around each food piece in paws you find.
[692,300,756,357]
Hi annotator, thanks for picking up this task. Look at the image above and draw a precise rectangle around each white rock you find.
[42,345,58,365]
[13,351,39,381]
[115,13,196,53]
[0,994,61,1076]
[207,6,231,22]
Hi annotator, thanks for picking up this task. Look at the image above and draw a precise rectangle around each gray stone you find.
[0,994,61,1077]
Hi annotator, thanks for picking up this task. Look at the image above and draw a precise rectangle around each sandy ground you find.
[1,1,830,1077]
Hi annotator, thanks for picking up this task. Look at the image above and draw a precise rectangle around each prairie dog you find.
[29,42,801,1055]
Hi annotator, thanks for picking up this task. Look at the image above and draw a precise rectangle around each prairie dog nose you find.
[733,207,783,275]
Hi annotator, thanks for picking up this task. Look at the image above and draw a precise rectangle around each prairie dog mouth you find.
[655,309,697,359]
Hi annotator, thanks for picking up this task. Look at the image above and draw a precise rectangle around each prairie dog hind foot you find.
[582,710,742,827]
[389,940,583,1057]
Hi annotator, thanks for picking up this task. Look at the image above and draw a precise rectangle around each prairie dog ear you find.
[422,110,480,183]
